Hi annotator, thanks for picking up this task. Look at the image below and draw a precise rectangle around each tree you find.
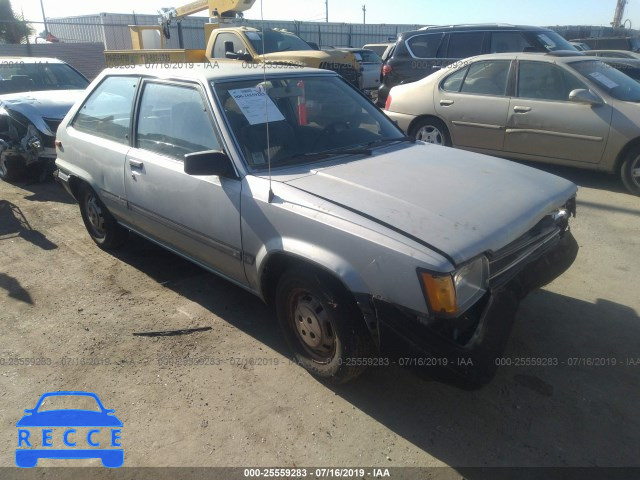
[0,0,33,44]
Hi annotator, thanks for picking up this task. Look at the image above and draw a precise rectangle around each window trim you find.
[70,74,140,146]
[132,78,223,163]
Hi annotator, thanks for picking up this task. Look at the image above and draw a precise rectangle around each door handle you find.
[513,106,532,113]
[440,99,454,106]
[129,159,144,168]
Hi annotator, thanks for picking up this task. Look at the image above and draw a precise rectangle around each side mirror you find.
[184,150,237,178]
[569,88,603,105]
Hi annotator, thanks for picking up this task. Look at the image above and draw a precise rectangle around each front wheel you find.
[276,266,373,384]
[410,117,451,146]
[78,185,128,249]
[621,148,640,196]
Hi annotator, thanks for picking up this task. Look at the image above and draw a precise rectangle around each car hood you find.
[16,410,123,427]
[0,89,84,122]
[281,144,577,265]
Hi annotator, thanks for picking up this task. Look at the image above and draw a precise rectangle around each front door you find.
[504,60,613,164]
[123,80,245,283]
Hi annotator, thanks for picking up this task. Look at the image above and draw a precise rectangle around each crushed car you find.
[0,57,89,181]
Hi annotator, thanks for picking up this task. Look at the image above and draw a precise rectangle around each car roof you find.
[100,63,337,83]
[412,23,555,34]
[458,51,591,62]
[0,56,67,64]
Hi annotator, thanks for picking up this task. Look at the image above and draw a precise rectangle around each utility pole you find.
[325,0,328,23]
[362,4,366,24]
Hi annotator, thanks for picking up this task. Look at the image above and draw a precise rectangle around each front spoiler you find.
[372,230,579,387]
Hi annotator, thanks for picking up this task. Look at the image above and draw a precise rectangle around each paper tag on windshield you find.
[589,71,618,89]
[229,88,285,125]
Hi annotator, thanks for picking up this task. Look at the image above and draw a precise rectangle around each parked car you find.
[0,57,89,181]
[55,64,578,386]
[570,41,591,51]
[384,51,640,195]
[570,37,640,52]
[338,47,382,92]
[584,49,640,59]
[377,24,578,106]
[362,43,394,57]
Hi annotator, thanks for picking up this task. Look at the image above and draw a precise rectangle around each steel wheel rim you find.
[631,154,640,189]
[416,125,443,145]
[0,156,8,177]
[290,289,336,362]
[85,193,106,238]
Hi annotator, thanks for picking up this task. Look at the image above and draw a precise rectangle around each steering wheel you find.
[321,121,351,135]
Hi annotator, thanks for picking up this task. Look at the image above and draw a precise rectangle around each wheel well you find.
[614,137,640,176]
[408,114,447,137]
[260,253,355,308]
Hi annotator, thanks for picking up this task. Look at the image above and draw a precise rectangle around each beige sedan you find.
[384,52,640,195]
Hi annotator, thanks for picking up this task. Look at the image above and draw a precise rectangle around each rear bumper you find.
[54,167,76,200]
[383,110,417,134]
[371,230,579,386]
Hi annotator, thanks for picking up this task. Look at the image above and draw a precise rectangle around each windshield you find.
[0,62,89,94]
[246,30,313,55]
[569,60,640,102]
[213,75,404,169]
[525,31,577,52]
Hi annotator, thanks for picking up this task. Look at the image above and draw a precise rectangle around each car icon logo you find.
[16,391,123,468]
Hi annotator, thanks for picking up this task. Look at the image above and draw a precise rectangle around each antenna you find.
[260,0,274,203]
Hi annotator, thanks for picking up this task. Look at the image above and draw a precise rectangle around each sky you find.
[7,0,638,30]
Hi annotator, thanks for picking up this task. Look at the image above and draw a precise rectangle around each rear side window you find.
[490,32,533,53]
[442,61,511,96]
[447,32,485,58]
[136,82,220,160]
[406,33,443,59]
[72,76,137,144]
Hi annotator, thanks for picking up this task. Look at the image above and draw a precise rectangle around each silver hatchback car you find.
[55,64,578,386]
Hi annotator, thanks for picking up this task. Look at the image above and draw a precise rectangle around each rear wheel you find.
[78,185,128,249]
[410,117,451,146]
[621,147,640,196]
[276,266,373,384]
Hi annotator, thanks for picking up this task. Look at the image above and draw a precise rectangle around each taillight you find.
[385,94,392,110]
[382,64,392,77]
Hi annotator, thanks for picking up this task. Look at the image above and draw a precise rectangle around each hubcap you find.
[631,155,640,189]
[416,125,444,145]
[85,193,105,237]
[292,291,335,361]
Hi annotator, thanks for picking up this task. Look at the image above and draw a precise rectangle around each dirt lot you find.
[1,164,639,478]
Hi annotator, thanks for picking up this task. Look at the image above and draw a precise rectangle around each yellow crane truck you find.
[104,0,361,87]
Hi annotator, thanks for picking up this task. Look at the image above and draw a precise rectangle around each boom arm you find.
[612,0,628,28]
[160,0,257,25]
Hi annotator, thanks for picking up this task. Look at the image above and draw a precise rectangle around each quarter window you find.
[136,82,220,160]
[72,76,137,144]
[406,33,443,59]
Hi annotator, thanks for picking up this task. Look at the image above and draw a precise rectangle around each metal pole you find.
[362,4,366,24]
[39,0,48,35]
[325,0,328,23]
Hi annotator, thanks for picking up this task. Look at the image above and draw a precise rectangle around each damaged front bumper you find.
[364,229,579,387]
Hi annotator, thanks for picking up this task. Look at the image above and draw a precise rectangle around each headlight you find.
[419,256,488,316]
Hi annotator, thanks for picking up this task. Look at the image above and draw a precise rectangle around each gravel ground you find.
[0,164,638,479]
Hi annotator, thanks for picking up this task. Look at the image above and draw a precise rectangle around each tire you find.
[621,147,640,196]
[0,154,26,182]
[78,184,128,249]
[275,266,373,384]
[410,117,451,146]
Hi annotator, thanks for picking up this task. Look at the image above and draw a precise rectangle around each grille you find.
[487,214,562,288]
